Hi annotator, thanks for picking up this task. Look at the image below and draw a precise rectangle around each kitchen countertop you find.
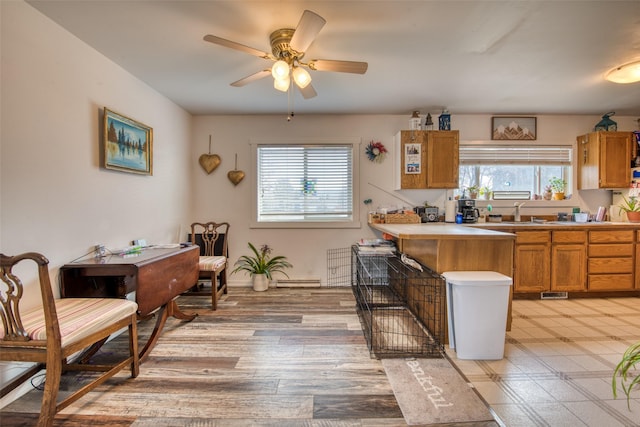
[467,221,637,229]
[369,223,515,240]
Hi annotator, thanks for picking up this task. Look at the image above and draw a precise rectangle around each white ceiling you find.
[27,0,640,117]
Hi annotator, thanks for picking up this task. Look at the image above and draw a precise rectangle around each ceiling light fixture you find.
[271,60,290,80]
[274,76,290,92]
[292,66,312,89]
[605,60,640,84]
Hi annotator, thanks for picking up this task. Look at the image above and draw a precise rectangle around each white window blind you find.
[256,144,354,223]
[460,146,572,165]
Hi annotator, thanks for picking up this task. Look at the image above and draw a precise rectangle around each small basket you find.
[384,213,421,224]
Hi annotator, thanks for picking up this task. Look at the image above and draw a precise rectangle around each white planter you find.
[252,273,269,292]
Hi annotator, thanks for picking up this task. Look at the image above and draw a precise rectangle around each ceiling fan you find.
[203,10,368,99]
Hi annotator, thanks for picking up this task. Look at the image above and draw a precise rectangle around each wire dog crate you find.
[351,246,445,358]
[327,247,352,287]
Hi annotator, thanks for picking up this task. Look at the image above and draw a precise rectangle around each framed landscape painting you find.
[492,116,536,140]
[103,108,153,175]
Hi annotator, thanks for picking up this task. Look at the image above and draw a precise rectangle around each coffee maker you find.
[457,199,479,223]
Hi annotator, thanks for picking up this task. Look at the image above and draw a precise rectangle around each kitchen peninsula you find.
[369,223,515,278]
[369,223,516,330]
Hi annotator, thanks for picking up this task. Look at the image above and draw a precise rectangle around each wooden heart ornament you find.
[199,153,221,174]
[227,153,245,186]
[227,170,245,186]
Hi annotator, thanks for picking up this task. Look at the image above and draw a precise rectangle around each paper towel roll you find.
[445,200,457,222]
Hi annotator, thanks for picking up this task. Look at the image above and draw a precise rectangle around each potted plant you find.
[618,195,640,223]
[612,341,640,408]
[549,177,567,200]
[232,242,292,291]
[479,186,492,200]
[467,185,479,199]
[542,185,553,200]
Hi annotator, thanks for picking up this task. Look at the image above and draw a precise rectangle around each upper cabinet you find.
[577,131,633,189]
[394,130,459,189]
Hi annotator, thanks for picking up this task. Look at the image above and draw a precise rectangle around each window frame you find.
[458,143,574,199]
[250,137,361,229]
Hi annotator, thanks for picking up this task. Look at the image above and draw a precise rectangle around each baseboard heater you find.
[540,291,568,299]
[276,278,321,288]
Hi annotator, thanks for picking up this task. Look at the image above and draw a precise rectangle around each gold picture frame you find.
[103,108,153,175]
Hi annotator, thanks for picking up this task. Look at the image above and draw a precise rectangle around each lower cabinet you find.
[588,230,635,291]
[514,231,550,293]
[500,226,638,296]
[637,231,640,290]
[551,231,587,291]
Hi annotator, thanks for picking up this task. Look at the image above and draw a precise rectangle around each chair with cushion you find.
[188,221,229,310]
[0,252,139,427]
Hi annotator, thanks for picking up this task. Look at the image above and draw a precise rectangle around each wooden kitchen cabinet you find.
[394,130,459,189]
[588,230,634,291]
[577,131,633,189]
[514,231,550,292]
[637,231,640,290]
[551,231,587,292]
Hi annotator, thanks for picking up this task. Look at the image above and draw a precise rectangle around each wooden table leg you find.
[138,299,197,362]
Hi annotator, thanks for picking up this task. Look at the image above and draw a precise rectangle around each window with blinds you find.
[458,145,573,196]
[459,146,572,165]
[254,142,356,225]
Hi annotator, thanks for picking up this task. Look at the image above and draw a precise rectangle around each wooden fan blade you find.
[289,10,326,52]
[203,34,271,59]
[308,59,368,74]
[299,83,317,99]
[231,70,271,87]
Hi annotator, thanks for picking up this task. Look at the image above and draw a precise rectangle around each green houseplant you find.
[618,196,640,223]
[466,185,479,199]
[612,341,640,408]
[479,186,492,200]
[232,243,292,291]
[548,177,567,200]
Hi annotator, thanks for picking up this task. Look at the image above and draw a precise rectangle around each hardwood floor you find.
[0,287,493,426]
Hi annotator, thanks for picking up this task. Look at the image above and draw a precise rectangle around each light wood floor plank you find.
[0,287,493,426]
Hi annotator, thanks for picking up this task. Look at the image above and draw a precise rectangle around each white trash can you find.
[442,271,512,360]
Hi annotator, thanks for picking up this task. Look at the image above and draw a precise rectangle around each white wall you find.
[0,1,193,402]
[192,114,638,287]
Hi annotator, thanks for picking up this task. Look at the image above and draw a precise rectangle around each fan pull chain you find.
[287,80,294,121]
[208,135,212,154]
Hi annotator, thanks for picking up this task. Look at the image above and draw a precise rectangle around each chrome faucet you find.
[514,202,525,222]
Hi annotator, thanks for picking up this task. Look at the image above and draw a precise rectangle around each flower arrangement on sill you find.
[365,141,387,163]
[549,177,566,193]
[548,177,567,200]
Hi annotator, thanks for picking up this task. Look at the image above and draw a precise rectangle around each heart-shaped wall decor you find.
[227,170,245,186]
[199,153,221,174]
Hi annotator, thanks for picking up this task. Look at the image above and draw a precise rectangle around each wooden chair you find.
[0,252,139,427]
[188,221,229,310]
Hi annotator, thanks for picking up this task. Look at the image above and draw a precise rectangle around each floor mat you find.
[382,357,495,425]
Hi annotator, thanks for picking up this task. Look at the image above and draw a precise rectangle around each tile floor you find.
[446,297,640,427]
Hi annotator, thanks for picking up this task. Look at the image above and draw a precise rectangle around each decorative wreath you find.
[365,140,387,163]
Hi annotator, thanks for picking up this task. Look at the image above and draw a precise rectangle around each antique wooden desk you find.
[60,246,199,361]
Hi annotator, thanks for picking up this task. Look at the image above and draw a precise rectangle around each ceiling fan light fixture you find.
[274,76,290,92]
[605,60,640,84]
[292,66,312,89]
[271,60,290,80]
